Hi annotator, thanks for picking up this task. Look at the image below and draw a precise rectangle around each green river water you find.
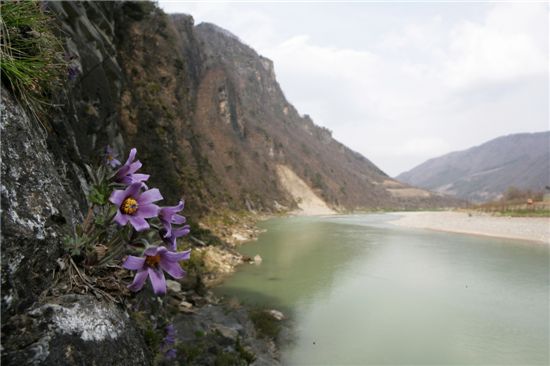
[214,214,549,365]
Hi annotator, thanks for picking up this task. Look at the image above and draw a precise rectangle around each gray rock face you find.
[47,1,126,159]
[3,295,150,366]
[174,304,281,365]
[1,89,81,320]
[1,89,153,365]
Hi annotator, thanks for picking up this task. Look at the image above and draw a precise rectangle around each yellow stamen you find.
[121,197,139,215]
[146,255,161,268]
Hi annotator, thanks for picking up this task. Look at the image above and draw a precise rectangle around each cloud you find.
[444,3,548,89]
[269,35,378,79]
[262,3,547,175]
[401,138,451,157]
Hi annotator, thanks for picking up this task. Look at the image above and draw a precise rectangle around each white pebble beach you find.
[392,211,550,245]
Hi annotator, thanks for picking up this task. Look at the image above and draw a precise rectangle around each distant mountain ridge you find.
[396,132,550,202]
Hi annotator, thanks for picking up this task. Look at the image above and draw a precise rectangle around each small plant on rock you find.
[65,146,191,295]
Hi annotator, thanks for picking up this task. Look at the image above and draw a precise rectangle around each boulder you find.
[265,309,285,321]
[2,295,151,366]
[166,279,182,293]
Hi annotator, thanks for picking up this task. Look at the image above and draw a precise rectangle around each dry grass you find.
[0,1,66,129]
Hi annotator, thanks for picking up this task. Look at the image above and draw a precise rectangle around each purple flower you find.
[159,200,186,238]
[164,324,176,344]
[68,64,79,81]
[163,324,177,360]
[104,145,121,168]
[123,246,191,295]
[114,148,150,185]
[109,182,162,231]
[165,349,177,359]
[162,225,191,251]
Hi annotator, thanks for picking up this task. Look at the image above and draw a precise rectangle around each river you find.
[215,214,549,365]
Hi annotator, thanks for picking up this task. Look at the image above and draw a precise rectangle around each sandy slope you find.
[276,165,335,216]
[392,211,550,244]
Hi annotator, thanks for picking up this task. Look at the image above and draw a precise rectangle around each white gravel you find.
[392,211,550,244]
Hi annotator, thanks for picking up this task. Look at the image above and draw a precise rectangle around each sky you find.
[158,1,549,177]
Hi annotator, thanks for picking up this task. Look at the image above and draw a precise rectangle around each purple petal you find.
[160,201,184,216]
[126,148,137,165]
[148,267,167,295]
[127,161,142,175]
[109,189,127,206]
[161,222,172,238]
[109,158,121,168]
[163,235,177,251]
[172,226,190,238]
[129,215,150,232]
[114,211,129,226]
[138,204,159,218]
[118,175,132,185]
[128,269,148,292]
[123,255,145,270]
[130,173,150,183]
[120,176,149,187]
[160,259,185,279]
[172,214,186,224]
[115,165,129,179]
[144,246,162,257]
[159,208,170,219]
[125,182,142,198]
[139,188,163,205]
[165,349,176,359]
[162,249,191,262]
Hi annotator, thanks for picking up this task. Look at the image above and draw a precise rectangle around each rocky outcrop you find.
[47,1,126,174]
[184,21,457,211]
[1,89,81,320]
[173,303,282,365]
[1,88,152,365]
[2,295,150,365]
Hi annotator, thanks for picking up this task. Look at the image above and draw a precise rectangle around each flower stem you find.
[82,206,95,234]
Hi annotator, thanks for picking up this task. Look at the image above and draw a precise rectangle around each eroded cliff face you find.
[46,0,453,220]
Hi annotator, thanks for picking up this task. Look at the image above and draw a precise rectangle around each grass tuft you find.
[1,0,67,129]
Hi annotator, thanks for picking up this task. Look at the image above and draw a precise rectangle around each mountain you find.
[35,1,453,217]
[396,132,550,202]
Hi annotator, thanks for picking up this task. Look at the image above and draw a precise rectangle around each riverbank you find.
[391,211,550,244]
